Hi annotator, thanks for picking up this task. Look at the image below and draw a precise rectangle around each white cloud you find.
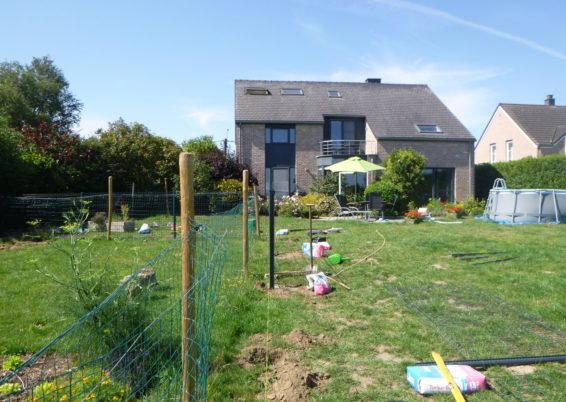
[371,0,566,61]
[184,107,232,131]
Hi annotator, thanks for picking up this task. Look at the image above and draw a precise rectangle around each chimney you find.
[365,78,381,84]
[545,94,555,106]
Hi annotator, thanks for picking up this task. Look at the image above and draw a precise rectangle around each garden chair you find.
[367,192,384,220]
[334,194,368,218]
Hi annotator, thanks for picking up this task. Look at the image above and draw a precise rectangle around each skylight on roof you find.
[328,90,342,98]
[416,124,442,133]
[245,87,270,95]
[281,88,304,96]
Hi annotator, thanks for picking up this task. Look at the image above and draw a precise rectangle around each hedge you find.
[475,154,566,199]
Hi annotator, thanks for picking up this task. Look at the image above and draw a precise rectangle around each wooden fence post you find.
[179,152,196,401]
[242,170,249,275]
[107,176,113,240]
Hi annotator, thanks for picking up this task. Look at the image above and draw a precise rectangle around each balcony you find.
[319,140,366,156]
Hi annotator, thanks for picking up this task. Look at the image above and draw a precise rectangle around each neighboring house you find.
[476,95,566,164]
[235,79,475,202]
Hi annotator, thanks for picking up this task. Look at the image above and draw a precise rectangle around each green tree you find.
[93,119,181,191]
[0,56,82,132]
[381,148,427,210]
[182,135,251,192]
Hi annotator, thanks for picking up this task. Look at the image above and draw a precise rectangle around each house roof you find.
[235,80,473,141]
[500,103,566,145]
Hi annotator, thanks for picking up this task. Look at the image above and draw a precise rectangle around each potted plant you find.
[445,203,464,219]
[121,203,135,232]
[404,209,424,224]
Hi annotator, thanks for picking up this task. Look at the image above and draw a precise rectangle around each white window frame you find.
[490,143,497,163]
[506,140,513,161]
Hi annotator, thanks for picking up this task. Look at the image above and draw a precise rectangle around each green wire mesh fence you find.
[0,191,258,401]
[2,192,248,240]
[386,279,566,401]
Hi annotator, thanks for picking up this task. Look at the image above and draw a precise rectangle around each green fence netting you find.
[386,279,566,401]
[0,192,259,401]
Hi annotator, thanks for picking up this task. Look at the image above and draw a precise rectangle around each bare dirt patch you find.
[238,331,330,401]
[283,328,333,348]
[258,356,329,401]
[375,345,411,363]
[433,263,446,270]
[255,283,313,298]
[276,251,304,260]
[507,365,536,375]
[0,240,43,251]
[0,353,69,401]
[237,346,285,369]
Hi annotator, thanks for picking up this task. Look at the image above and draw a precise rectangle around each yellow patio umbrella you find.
[324,156,385,195]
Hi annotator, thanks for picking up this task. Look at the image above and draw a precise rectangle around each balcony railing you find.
[319,140,366,156]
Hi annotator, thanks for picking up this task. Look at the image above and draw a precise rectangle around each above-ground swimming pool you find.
[484,186,566,224]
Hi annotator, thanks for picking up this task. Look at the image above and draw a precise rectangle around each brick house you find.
[235,79,475,202]
[475,95,566,164]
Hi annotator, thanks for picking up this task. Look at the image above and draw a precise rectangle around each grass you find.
[2,216,565,400]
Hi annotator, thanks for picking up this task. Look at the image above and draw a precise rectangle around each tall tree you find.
[94,119,181,191]
[0,56,82,132]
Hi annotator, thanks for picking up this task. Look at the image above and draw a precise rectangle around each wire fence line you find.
[0,191,258,401]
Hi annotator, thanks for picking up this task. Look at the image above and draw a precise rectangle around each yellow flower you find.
[59,395,69,401]
[112,397,120,401]
[102,380,110,385]
[82,376,91,384]
[86,393,96,400]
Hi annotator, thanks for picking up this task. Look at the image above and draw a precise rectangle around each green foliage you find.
[308,172,339,196]
[363,180,400,205]
[92,119,181,192]
[476,155,566,200]
[462,197,486,217]
[426,198,446,217]
[181,135,218,154]
[475,163,504,200]
[216,178,242,193]
[0,56,82,132]
[276,193,335,217]
[35,202,113,315]
[381,149,427,209]
[31,370,129,402]
[120,204,130,222]
[2,355,23,371]
[0,382,21,396]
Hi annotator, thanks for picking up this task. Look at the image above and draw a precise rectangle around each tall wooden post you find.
[242,170,249,275]
[180,152,196,401]
[253,184,260,236]
[107,176,113,240]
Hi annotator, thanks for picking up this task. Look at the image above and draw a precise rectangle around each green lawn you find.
[2,217,565,400]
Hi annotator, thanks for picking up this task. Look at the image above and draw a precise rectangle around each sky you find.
[2,0,565,149]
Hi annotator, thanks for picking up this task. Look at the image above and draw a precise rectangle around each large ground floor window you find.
[265,167,296,198]
[417,168,454,204]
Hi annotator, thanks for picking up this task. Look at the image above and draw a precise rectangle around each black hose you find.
[414,354,566,368]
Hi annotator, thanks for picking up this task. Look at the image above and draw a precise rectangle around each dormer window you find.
[416,124,442,133]
[280,88,304,96]
[245,87,270,95]
[328,90,342,98]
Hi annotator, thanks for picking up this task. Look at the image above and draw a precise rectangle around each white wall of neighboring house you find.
[475,106,538,163]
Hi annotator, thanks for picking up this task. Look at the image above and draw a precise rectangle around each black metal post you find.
[269,190,275,289]
[172,192,177,239]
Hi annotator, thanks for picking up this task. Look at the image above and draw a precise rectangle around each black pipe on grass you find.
[414,354,566,368]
